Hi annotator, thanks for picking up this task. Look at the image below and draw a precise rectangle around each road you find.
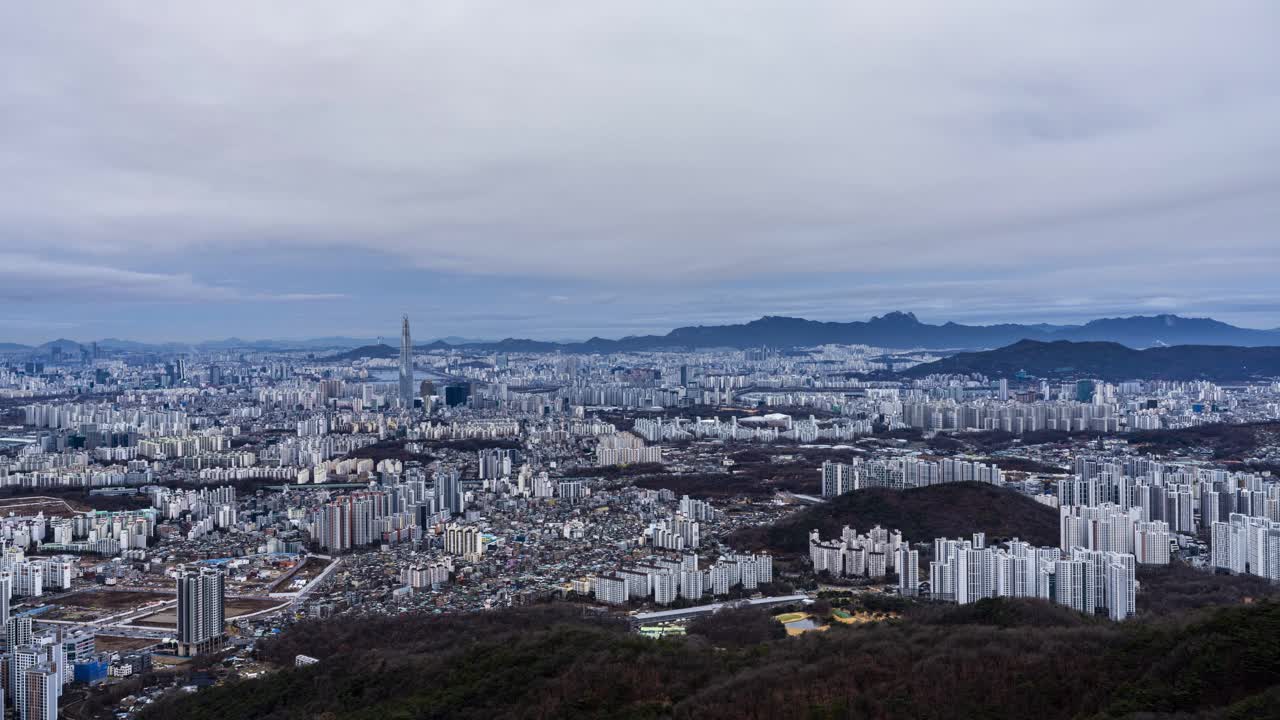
[0,495,83,513]
[31,554,340,641]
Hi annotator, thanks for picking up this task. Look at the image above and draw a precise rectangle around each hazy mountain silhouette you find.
[6,313,1280,355]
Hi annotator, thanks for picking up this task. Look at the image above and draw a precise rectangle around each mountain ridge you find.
[444,313,1280,352]
[3,313,1279,354]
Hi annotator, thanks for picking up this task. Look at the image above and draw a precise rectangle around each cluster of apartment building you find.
[634,414,873,444]
[820,457,1005,497]
[595,432,663,467]
[0,576,103,720]
[4,509,154,560]
[1055,456,1280,539]
[809,525,906,580]
[402,558,454,590]
[1210,514,1280,581]
[593,552,774,606]
[928,535,1139,620]
[643,496,718,552]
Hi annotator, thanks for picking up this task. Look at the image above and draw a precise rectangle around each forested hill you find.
[730,482,1060,555]
[141,599,1280,720]
[902,339,1280,380]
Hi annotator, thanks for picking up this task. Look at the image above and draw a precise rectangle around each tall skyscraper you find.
[399,314,414,408]
[177,565,225,657]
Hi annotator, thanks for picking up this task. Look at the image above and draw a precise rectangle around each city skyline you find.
[4,295,1280,717]
[3,3,1278,717]
[2,4,1279,342]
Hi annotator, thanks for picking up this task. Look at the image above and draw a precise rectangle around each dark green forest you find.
[731,482,1061,555]
[140,594,1280,720]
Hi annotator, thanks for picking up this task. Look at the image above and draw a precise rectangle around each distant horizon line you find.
[4,310,1278,349]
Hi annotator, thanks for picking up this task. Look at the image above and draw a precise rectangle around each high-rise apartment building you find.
[444,524,482,558]
[1134,521,1172,565]
[0,571,11,628]
[1211,513,1280,580]
[594,575,628,605]
[176,565,225,657]
[897,548,920,596]
[435,470,464,516]
[9,640,61,720]
[23,666,57,720]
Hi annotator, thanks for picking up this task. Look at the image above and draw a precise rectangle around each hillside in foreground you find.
[730,482,1060,555]
[140,599,1280,720]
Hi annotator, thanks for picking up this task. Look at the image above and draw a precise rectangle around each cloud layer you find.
[1,2,1278,340]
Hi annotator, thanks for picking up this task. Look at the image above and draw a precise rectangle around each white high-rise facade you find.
[930,535,1136,619]
[897,548,919,596]
[1211,514,1280,580]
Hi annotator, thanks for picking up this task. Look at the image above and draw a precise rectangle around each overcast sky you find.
[2,2,1278,343]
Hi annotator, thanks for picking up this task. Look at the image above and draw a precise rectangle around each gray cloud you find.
[0,255,343,304]
[1,2,1278,339]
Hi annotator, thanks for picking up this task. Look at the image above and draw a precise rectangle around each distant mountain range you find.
[418,313,1280,353]
[903,339,1280,381]
[0,335,493,356]
[3,313,1280,356]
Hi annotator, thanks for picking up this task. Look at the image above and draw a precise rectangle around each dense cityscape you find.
[0,312,1275,718]
[4,3,1280,718]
